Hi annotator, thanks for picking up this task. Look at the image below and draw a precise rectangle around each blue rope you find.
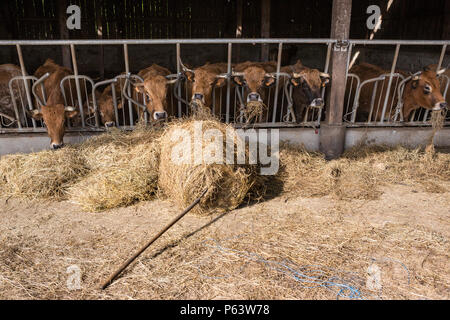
[195,236,378,300]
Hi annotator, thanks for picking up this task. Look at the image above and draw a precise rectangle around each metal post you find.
[272,42,283,123]
[70,44,86,127]
[176,43,182,118]
[226,43,232,123]
[318,42,333,123]
[437,44,447,71]
[123,44,134,126]
[320,0,352,159]
[380,44,400,122]
[16,44,37,128]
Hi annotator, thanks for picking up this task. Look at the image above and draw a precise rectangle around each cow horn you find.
[178,59,194,73]
[320,72,330,78]
[134,82,145,87]
[166,78,178,84]
[216,73,229,79]
[65,106,76,112]
[231,71,245,76]
[410,71,422,81]
[292,72,302,78]
[437,69,446,76]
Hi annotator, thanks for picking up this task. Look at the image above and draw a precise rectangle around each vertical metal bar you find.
[111,83,120,127]
[318,42,333,123]
[271,42,283,123]
[70,44,86,127]
[176,43,182,118]
[380,44,400,122]
[123,44,134,127]
[8,81,22,129]
[226,42,232,123]
[16,44,37,128]
[437,44,447,71]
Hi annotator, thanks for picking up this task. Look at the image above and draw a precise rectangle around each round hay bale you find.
[0,146,88,200]
[68,127,161,211]
[158,119,263,215]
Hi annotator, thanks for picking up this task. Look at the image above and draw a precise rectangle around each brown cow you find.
[133,64,177,122]
[30,59,81,149]
[231,61,277,122]
[348,62,447,122]
[94,77,126,127]
[280,60,330,122]
[0,64,28,126]
[181,62,229,118]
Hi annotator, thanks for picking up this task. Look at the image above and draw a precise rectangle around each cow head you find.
[30,104,78,149]
[290,68,330,108]
[181,62,228,113]
[232,65,276,105]
[94,88,124,128]
[134,75,176,121]
[403,67,447,118]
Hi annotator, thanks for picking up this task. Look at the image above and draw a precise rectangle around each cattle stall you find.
[0,0,449,158]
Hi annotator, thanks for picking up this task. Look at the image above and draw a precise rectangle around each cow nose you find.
[153,111,167,120]
[51,143,64,150]
[440,102,448,109]
[310,98,324,108]
[247,92,261,102]
[105,121,115,128]
[193,93,204,101]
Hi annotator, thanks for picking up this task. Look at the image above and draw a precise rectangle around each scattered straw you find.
[68,127,161,211]
[426,110,446,153]
[0,146,88,200]
[279,143,450,199]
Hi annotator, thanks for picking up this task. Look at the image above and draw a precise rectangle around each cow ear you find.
[263,76,275,87]
[64,106,78,118]
[215,78,227,87]
[30,109,43,120]
[184,71,195,81]
[233,76,244,86]
[290,77,301,87]
[411,80,419,89]
[134,83,146,94]
[321,77,330,87]
[117,100,124,109]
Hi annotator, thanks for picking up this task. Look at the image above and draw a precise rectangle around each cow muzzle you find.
[247,92,262,103]
[51,143,64,150]
[104,121,115,128]
[309,98,324,108]
[153,111,167,120]
[433,102,448,111]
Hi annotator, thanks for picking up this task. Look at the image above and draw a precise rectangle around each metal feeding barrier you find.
[0,39,448,132]
[344,41,449,126]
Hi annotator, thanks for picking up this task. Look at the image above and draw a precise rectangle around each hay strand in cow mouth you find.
[242,101,267,124]
[426,109,446,153]
[158,119,265,215]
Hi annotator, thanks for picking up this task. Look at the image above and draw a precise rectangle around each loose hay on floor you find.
[279,143,450,200]
[68,127,161,211]
[158,119,264,215]
[0,146,88,200]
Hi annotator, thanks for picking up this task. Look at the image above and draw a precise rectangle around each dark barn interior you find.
[0,0,448,79]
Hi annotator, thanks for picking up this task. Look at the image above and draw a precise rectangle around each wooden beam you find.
[442,0,450,40]
[261,0,270,61]
[327,0,351,125]
[57,0,71,69]
[320,0,352,159]
[235,0,243,62]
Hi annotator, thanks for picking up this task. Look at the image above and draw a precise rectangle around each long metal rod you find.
[70,44,86,128]
[176,43,182,117]
[380,44,400,122]
[1,39,448,46]
[226,43,232,123]
[123,44,134,126]
[437,44,447,71]
[16,44,37,128]
[100,189,208,290]
[272,42,283,123]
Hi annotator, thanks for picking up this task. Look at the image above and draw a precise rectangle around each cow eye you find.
[424,85,432,94]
